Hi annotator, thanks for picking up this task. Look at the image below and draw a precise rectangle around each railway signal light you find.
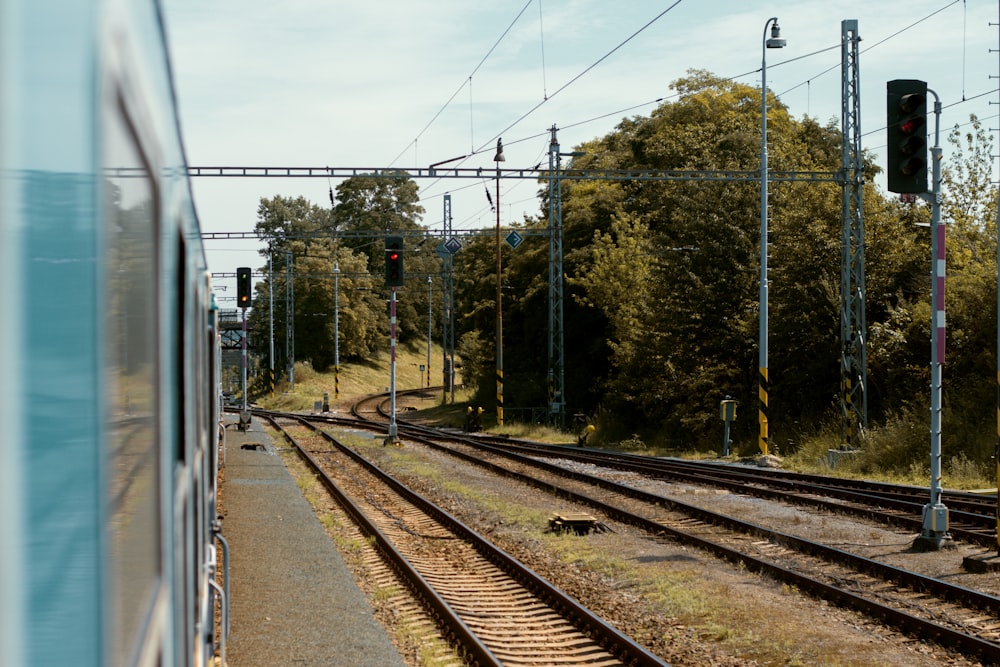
[886,79,927,194]
[236,266,252,308]
[385,236,404,287]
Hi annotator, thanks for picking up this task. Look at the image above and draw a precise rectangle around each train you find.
[0,0,226,665]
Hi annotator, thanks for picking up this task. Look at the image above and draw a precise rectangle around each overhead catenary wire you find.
[539,0,548,100]
[378,0,988,231]
[412,3,693,225]
[418,1,996,222]
[426,0,963,177]
[778,0,963,100]
[387,0,535,167]
[492,0,985,164]
[474,0,686,155]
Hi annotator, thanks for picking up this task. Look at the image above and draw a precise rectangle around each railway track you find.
[344,389,999,548]
[503,448,1000,547]
[260,412,669,667]
[307,396,1000,662]
[378,415,1000,549]
[384,434,1000,661]
[255,396,1000,662]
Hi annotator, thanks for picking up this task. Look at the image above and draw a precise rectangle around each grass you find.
[254,341,575,442]
[251,343,997,491]
[785,417,996,490]
[257,340,448,412]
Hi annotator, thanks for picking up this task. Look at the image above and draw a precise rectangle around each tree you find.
[333,174,425,273]
[484,70,931,447]
[938,115,998,457]
[332,174,440,343]
[250,195,385,376]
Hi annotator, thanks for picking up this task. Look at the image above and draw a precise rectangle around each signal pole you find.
[916,88,950,550]
[333,262,340,400]
[384,237,404,444]
[387,287,399,444]
[236,267,252,430]
[886,80,949,549]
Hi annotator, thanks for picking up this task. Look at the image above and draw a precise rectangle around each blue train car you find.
[0,1,226,665]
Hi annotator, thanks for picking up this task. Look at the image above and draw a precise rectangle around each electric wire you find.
[778,0,963,99]
[962,0,968,101]
[539,0,548,100]
[474,0,686,155]
[419,0,993,226]
[488,0,980,163]
[387,0,534,167]
[373,0,984,232]
[483,0,968,157]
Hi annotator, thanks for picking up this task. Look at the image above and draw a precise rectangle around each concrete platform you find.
[221,417,406,667]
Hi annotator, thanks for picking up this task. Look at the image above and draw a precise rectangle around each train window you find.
[103,90,162,667]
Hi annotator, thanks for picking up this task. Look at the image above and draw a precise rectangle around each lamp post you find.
[759,17,785,457]
[494,138,505,428]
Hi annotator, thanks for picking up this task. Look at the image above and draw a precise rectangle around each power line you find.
[779,0,963,100]
[387,0,535,167]
[479,0,980,167]
[475,1,686,155]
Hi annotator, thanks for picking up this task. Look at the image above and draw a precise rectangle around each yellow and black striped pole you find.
[758,367,768,456]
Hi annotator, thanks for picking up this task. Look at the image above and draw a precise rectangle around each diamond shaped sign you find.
[444,237,463,254]
[505,230,524,249]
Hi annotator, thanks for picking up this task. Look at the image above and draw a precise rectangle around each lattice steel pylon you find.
[442,194,456,403]
[285,250,295,389]
[547,126,566,428]
[840,19,867,447]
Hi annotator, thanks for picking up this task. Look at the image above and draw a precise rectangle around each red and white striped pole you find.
[388,287,398,442]
[933,221,946,365]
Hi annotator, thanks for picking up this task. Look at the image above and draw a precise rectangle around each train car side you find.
[0,1,224,666]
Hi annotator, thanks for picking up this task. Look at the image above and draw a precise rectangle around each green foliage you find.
[247,175,440,378]
[456,330,486,396]
[244,77,1000,480]
[448,73,996,474]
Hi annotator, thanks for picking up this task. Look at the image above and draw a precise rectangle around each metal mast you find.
[441,194,456,403]
[547,126,566,428]
[840,19,867,447]
[285,250,295,389]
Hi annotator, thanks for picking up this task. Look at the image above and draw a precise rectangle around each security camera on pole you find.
[887,79,949,550]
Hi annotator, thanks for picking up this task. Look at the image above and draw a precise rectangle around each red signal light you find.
[384,236,404,287]
[886,79,927,194]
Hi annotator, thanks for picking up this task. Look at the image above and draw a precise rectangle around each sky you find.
[161,0,1000,301]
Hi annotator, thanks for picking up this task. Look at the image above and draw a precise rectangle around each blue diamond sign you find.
[505,230,524,249]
